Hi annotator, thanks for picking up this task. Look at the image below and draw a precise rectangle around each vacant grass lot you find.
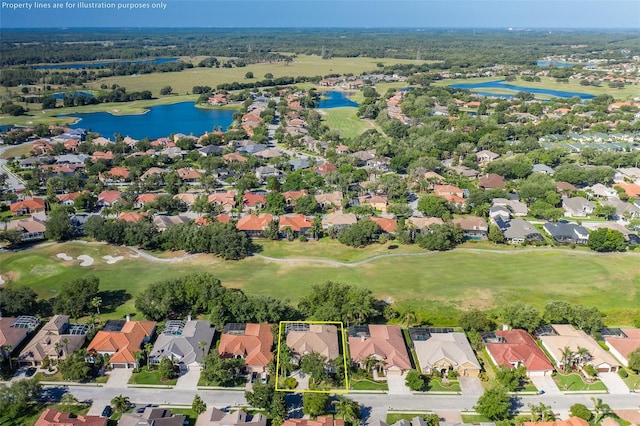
[2,240,640,325]
[318,107,379,139]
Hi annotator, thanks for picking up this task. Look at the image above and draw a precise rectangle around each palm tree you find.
[575,347,591,367]
[362,354,378,374]
[91,297,102,316]
[62,337,70,357]
[401,309,417,328]
[1,345,13,369]
[591,397,612,423]
[111,394,130,413]
[333,395,360,426]
[198,341,208,358]
[54,342,62,364]
[144,342,154,370]
[560,346,574,372]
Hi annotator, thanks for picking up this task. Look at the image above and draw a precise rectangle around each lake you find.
[537,61,595,68]
[449,80,595,100]
[60,102,235,140]
[318,91,359,108]
[34,57,179,70]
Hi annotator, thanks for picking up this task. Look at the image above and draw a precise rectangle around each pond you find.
[60,102,235,140]
[449,80,595,100]
[318,91,359,108]
[34,57,179,70]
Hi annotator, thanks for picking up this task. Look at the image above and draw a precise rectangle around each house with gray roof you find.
[495,217,544,244]
[148,320,215,371]
[492,198,528,216]
[197,408,266,426]
[118,407,184,426]
[562,197,595,217]
[601,197,640,220]
[532,164,555,175]
[543,222,590,245]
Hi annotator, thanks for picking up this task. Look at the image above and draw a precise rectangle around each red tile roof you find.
[117,212,147,223]
[236,214,274,231]
[369,216,397,233]
[485,329,554,373]
[87,321,156,365]
[282,417,344,426]
[348,325,411,372]
[35,409,107,426]
[316,163,337,174]
[98,190,122,204]
[243,193,267,207]
[279,214,313,232]
[10,197,46,213]
[218,323,274,368]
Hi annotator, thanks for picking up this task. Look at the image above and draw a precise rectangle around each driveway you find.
[386,373,411,395]
[105,368,133,388]
[599,372,629,394]
[530,375,561,395]
[175,367,202,390]
[458,376,484,396]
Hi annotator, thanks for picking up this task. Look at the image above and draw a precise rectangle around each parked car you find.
[101,406,112,418]
[261,372,268,384]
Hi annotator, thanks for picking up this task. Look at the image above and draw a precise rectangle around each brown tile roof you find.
[135,193,160,205]
[286,324,339,360]
[523,417,589,426]
[605,328,640,363]
[369,216,397,233]
[178,168,203,180]
[117,212,147,223]
[105,167,130,179]
[349,325,411,371]
[316,162,337,174]
[223,153,248,163]
[0,317,30,349]
[408,217,444,229]
[282,417,344,426]
[279,214,313,232]
[218,323,274,368]
[485,329,554,374]
[452,216,488,231]
[174,193,198,205]
[478,173,505,189]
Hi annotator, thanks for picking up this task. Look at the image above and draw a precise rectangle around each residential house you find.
[135,193,160,209]
[452,216,488,240]
[367,416,431,426]
[358,194,388,213]
[87,319,156,369]
[117,212,146,223]
[243,193,267,212]
[91,151,114,162]
[58,192,83,206]
[153,214,191,232]
[0,316,40,354]
[255,149,283,160]
[282,417,344,426]
[602,328,640,367]
[279,214,313,236]
[236,214,274,237]
[601,197,640,220]
[315,162,337,175]
[223,153,249,163]
[494,217,544,244]
[615,167,640,185]
[35,409,106,426]
[118,407,185,426]
[532,164,555,175]
[434,184,466,206]
[407,217,444,230]
[174,193,198,208]
[523,417,589,426]
[290,157,311,171]
[282,190,308,207]
[489,205,512,222]
[178,168,203,183]
[478,174,505,189]
[587,184,618,198]
[149,319,215,371]
[369,216,397,234]
[348,325,411,376]
[199,145,224,157]
[614,182,640,198]
[562,197,595,217]
[197,408,266,426]
[7,217,47,241]
[9,197,46,215]
[208,191,237,213]
[218,323,273,373]
[97,190,122,208]
[484,329,554,376]
[542,222,590,245]
[410,328,481,377]
[538,324,620,373]
[321,212,357,230]
[140,167,167,181]
[18,315,87,366]
[476,150,500,164]
[492,198,528,216]
[100,167,130,183]
[556,181,578,195]
[286,324,340,362]
[255,166,282,183]
[450,165,479,179]
[315,191,343,210]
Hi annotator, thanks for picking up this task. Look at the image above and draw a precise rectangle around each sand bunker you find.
[102,255,124,264]
[56,253,73,261]
[77,255,95,267]
[0,276,5,286]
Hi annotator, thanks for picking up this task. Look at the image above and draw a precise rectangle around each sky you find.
[0,0,639,28]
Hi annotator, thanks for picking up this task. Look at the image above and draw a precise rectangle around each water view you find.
[61,102,235,140]
[449,80,595,100]
[35,57,179,70]
[318,91,359,108]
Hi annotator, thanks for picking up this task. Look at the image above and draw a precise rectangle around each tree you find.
[528,402,555,421]
[593,204,617,221]
[245,71,254,79]
[543,300,573,324]
[295,195,320,215]
[160,86,173,95]
[59,349,90,382]
[158,356,175,380]
[337,219,381,247]
[496,365,526,391]
[474,385,511,421]
[111,394,131,413]
[303,392,329,417]
[417,195,451,218]
[298,281,379,324]
[588,228,626,252]
[54,276,100,319]
[201,353,245,386]
[333,396,361,426]
[192,394,207,415]
[0,287,39,316]
[488,225,505,244]
[416,223,465,251]
[0,378,42,418]
[569,403,592,422]
[45,209,74,241]
[628,348,640,373]
[300,351,329,385]
[266,192,286,215]
[458,309,495,332]
[561,346,574,372]
[405,369,425,391]
[501,303,540,333]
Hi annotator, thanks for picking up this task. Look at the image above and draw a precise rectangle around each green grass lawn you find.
[166,408,198,426]
[2,240,640,325]
[425,377,461,392]
[318,107,379,139]
[129,368,178,386]
[461,414,491,423]
[386,413,436,424]
[552,373,607,391]
[349,378,389,391]
[623,373,640,390]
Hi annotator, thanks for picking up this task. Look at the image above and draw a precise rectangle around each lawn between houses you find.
[2,240,640,325]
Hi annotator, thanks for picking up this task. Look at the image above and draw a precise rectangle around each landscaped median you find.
[552,372,607,392]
